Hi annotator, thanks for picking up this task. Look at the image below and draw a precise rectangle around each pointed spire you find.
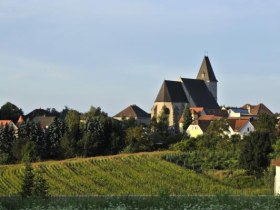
[196,56,218,82]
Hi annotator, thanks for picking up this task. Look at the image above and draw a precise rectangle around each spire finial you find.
[204,51,208,56]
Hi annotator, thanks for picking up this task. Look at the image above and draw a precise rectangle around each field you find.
[0,151,273,196]
[1,196,280,210]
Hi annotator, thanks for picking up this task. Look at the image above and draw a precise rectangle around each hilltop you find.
[0,151,272,196]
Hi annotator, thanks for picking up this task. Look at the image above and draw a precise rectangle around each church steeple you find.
[196,56,218,102]
[196,56,218,82]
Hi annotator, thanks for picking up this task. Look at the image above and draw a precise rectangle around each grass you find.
[1,196,280,210]
[0,151,273,196]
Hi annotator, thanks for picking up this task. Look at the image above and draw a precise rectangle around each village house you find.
[186,115,255,139]
[226,117,255,139]
[114,104,150,126]
[186,115,222,138]
[272,159,280,194]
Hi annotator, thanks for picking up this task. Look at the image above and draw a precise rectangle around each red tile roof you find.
[0,120,12,126]
[242,103,273,116]
[227,118,250,132]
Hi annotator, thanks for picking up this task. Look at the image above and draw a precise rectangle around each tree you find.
[20,162,35,198]
[239,131,273,175]
[255,114,277,139]
[33,167,48,198]
[182,103,192,131]
[17,121,45,161]
[0,125,15,164]
[206,118,229,137]
[157,106,169,136]
[0,102,23,122]
[46,118,67,159]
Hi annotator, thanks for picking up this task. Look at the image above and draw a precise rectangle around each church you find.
[151,56,221,126]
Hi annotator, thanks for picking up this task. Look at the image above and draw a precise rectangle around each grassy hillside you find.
[0,151,272,196]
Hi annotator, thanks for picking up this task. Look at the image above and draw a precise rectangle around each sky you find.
[0,0,280,116]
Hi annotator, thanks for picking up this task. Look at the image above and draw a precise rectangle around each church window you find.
[164,107,170,115]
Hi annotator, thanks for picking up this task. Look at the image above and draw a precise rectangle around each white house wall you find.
[275,166,280,194]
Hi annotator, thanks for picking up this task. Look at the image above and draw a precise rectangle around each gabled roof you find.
[155,80,188,103]
[0,120,13,127]
[196,56,218,82]
[242,103,273,116]
[114,105,150,118]
[32,116,55,129]
[181,78,219,109]
[191,119,212,132]
[0,120,17,129]
[26,108,50,120]
[227,118,250,132]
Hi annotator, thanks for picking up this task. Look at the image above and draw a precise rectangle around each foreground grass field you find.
[1,196,280,210]
[0,151,273,196]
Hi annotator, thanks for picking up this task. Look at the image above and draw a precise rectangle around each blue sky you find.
[0,0,280,115]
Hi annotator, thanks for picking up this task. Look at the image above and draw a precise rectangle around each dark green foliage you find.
[0,125,15,163]
[182,103,192,131]
[255,114,277,135]
[239,132,273,175]
[2,196,280,210]
[33,168,48,198]
[163,149,240,171]
[0,102,23,122]
[20,162,35,198]
[17,121,45,161]
[46,118,67,159]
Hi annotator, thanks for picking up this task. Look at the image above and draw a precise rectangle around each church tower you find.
[196,56,218,101]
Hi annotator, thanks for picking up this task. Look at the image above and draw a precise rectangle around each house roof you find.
[229,108,249,115]
[227,118,250,132]
[242,103,273,116]
[181,78,219,109]
[198,115,222,121]
[191,119,212,132]
[32,116,55,128]
[272,158,280,166]
[196,56,218,82]
[114,105,150,118]
[26,108,50,120]
[155,80,188,103]
[0,120,12,127]
[17,115,24,125]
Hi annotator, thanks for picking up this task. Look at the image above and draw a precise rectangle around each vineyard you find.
[0,151,272,196]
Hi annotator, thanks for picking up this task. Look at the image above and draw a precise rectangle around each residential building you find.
[114,104,150,126]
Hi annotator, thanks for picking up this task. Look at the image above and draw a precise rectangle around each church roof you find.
[196,56,218,82]
[181,78,219,109]
[114,105,150,118]
[155,80,188,103]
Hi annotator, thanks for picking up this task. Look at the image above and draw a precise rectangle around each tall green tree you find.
[46,118,67,159]
[239,132,273,175]
[33,167,48,198]
[0,102,23,122]
[0,125,15,163]
[255,113,277,138]
[182,103,192,131]
[20,162,35,198]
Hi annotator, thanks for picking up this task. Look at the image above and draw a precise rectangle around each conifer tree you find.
[33,167,48,198]
[20,162,34,198]
[182,103,192,131]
